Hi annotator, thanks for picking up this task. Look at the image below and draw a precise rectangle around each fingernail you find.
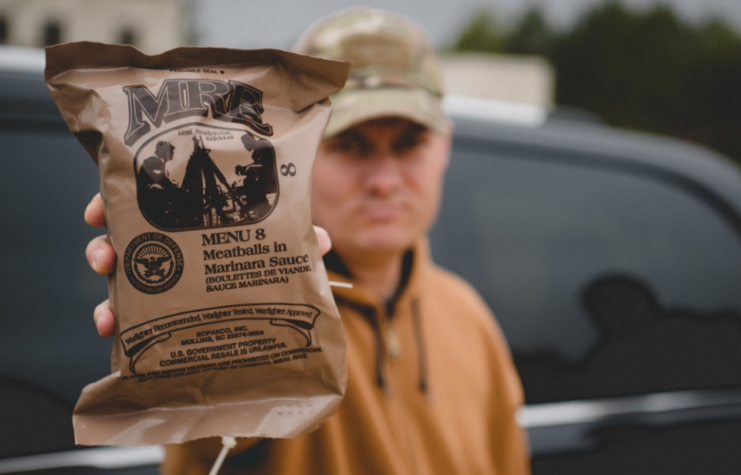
[84,200,94,220]
[93,249,103,269]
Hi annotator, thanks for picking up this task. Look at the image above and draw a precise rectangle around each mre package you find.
[45,42,350,446]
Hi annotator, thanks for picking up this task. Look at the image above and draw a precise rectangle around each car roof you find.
[444,94,741,223]
[0,45,45,73]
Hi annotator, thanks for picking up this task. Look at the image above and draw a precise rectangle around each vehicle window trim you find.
[452,137,741,241]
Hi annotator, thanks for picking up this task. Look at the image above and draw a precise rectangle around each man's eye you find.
[329,138,369,156]
[394,133,426,154]
[336,140,362,152]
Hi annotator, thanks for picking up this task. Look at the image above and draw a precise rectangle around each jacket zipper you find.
[378,303,418,475]
[385,300,401,359]
[386,320,402,359]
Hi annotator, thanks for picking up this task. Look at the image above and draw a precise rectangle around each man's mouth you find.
[361,203,405,221]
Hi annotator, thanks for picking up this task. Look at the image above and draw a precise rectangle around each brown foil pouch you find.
[45,42,350,446]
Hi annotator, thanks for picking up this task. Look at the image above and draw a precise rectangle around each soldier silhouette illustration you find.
[137,141,180,227]
[234,132,277,220]
[138,133,277,229]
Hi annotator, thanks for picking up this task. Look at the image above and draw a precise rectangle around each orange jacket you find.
[163,241,530,475]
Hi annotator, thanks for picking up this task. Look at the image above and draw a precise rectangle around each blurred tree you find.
[451,10,503,52]
[451,1,741,164]
[684,20,741,163]
[551,3,697,134]
[503,7,555,56]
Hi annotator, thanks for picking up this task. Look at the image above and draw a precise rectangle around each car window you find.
[0,125,109,458]
[431,140,741,403]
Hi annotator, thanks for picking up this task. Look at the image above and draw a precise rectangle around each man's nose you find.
[364,153,403,195]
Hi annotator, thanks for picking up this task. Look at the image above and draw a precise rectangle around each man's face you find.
[311,117,450,259]
[156,143,174,161]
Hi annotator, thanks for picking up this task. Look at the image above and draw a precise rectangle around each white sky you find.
[191,0,741,49]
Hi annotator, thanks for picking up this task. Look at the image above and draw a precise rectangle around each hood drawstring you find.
[333,297,392,397]
[412,298,432,400]
[373,320,393,398]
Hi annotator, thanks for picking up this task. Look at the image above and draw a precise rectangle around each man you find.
[137,140,179,226]
[138,140,176,190]
[85,8,530,475]
[234,132,277,221]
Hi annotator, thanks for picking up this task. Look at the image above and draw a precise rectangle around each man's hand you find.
[84,194,117,337]
[83,193,332,338]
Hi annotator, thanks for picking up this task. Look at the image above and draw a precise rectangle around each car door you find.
[0,52,162,474]
[431,112,741,474]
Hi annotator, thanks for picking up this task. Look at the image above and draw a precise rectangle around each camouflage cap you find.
[293,8,447,137]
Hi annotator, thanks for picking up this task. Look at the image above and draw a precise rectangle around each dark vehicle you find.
[0,47,161,474]
[2,46,741,474]
[434,96,741,473]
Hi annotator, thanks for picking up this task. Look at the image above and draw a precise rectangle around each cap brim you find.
[325,88,447,138]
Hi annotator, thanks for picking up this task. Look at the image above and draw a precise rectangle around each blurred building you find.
[442,52,554,107]
[0,0,188,53]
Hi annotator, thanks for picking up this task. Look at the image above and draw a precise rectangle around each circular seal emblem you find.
[123,233,184,294]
